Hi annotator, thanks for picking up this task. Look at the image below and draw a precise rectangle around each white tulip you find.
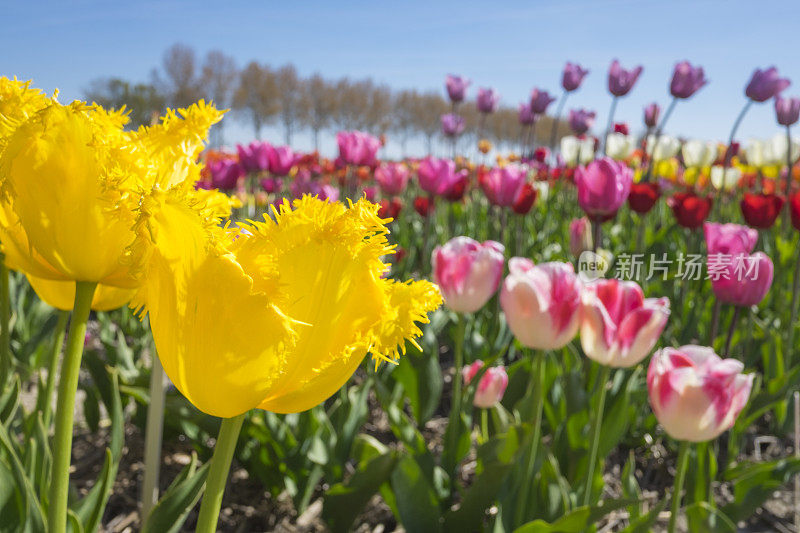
[710,165,741,191]
[681,139,716,168]
[561,135,595,166]
[533,180,549,203]
[605,133,634,161]
[767,132,800,164]
[646,135,681,162]
[744,138,768,167]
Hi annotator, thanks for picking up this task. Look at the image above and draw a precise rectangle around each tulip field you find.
[3,55,800,533]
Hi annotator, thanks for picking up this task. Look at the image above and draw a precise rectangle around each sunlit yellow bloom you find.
[25,275,134,311]
[0,89,223,293]
[133,195,441,417]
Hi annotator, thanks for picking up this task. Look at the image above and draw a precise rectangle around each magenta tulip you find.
[775,96,800,126]
[337,130,381,166]
[477,87,500,113]
[462,360,508,408]
[580,279,670,367]
[237,141,271,173]
[481,164,527,207]
[562,62,589,92]
[432,237,505,313]
[375,162,410,196]
[501,259,582,350]
[418,156,469,197]
[446,74,471,103]
[441,113,466,137]
[703,222,758,256]
[267,145,296,177]
[575,157,633,221]
[709,251,774,307]
[518,103,536,125]
[745,66,790,103]
[568,109,596,135]
[608,59,643,97]
[530,88,557,114]
[206,158,243,191]
[670,61,708,99]
[648,345,753,442]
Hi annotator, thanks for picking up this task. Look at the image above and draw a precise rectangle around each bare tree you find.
[414,92,449,154]
[299,73,338,151]
[232,62,279,139]
[199,50,238,145]
[365,83,393,138]
[153,43,201,108]
[392,89,418,155]
[84,78,166,129]
[274,64,302,145]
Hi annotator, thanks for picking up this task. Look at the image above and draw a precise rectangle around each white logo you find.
[578,251,610,282]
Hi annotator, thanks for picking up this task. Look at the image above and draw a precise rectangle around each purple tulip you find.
[477,87,500,113]
[260,177,283,194]
[445,74,471,103]
[568,108,596,135]
[237,141,271,173]
[530,88,557,114]
[776,96,800,126]
[562,62,589,92]
[644,102,660,128]
[206,158,243,191]
[268,145,297,177]
[608,59,643,97]
[518,103,536,125]
[746,67,790,103]
[441,113,466,137]
[670,60,708,99]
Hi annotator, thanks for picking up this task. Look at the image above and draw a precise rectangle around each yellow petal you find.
[25,275,134,311]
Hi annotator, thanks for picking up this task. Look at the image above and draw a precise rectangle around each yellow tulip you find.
[133,194,441,418]
[25,275,134,312]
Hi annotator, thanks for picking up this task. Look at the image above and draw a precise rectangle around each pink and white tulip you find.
[432,237,505,313]
[647,345,753,442]
[462,360,508,408]
[569,217,593,258]
[580,279,670,367]
[501,259,582,350]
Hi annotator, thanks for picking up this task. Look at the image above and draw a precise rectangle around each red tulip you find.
[512,183,537,215]
[790,190,800,231]
[378,197,403,220]
[627,182,660,214]
[740,192,784,229]
[413,196,433,217]
[667,191,712,229]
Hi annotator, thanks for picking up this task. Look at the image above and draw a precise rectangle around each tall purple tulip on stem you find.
[528,88,556,156]
[548,62,589,161]
[643,60,708,182]
[776,95,800,226]
[602,60,643,155]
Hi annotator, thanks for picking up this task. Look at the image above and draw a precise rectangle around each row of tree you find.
[85,43,567,153]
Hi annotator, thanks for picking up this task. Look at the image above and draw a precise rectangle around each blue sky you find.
[3,0,799,155]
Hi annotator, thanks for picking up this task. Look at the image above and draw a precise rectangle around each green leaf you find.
[620,451,641,521]
[685,501,736,532]
[0,459,24,531]
[721,457,800,522]
[323,451,399,533]
[142,455,210,533]
[0,421,45,532]
[619,499,667,533]
[513,498,636,533]
[390,455,442,533]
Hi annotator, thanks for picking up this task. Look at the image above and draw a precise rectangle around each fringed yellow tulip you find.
[25,275,134,311]
[133,194,441,418]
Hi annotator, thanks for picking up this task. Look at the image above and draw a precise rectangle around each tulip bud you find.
[647,345,753,442]
[607,60,643,97]
[501,259,582,350]
[530,88,557,114]
[477,87,500,114]
[580,279,670,367]
[745,66,790,103]
[569,217,593,257]
[775,96,800,126]
[432,237,505,313]
[670,60,708,99]
[446,74,471,103]
[512,183,537,215]
[568,109,596,135]
[562,62,589,92]
[462,360,508,408]
[518,103,536,125]
[627,182,660,214]
[441,113,466,138]
[644,103,660,129]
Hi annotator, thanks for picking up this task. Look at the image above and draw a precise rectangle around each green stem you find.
[0,258,10,386]
[447,313,466,471]
[668,441,691,533]
[47,281,97,533]
[788,248,800,368]
[515,351,545,525]
[42,310,69,428]
[141,348,167,521]
[480,408,489,443]
[195,413,246,533]
[582,364,611,506]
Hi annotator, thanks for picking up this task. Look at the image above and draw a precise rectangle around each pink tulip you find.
[581,279,670,367]
[709,251,774,307]
[501,259,582,350]
[446,74,471,103]
[375,162,410,196]
[268,145,297,176]
[462,360,508,408]
[575,157,633,222]
[569,217,593,257]
[237,141,272,173]
[337,130,381,167]
[206,158,243,191]
[647,345,753,442]
[703,222,758,256]
[481,164,527,207]
[432,237,505,313]
[418,156,469,197]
